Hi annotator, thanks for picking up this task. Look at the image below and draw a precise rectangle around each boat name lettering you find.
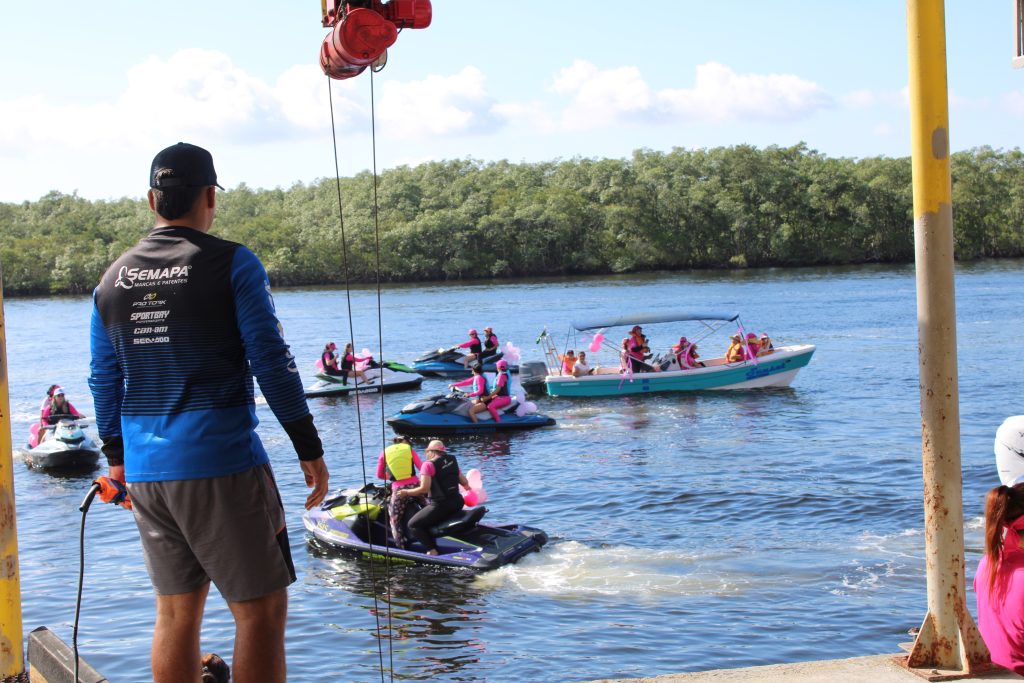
[130,310,170,322]
[744,362,785,380]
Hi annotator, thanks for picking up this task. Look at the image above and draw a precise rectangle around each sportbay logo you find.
[115,264,191,290]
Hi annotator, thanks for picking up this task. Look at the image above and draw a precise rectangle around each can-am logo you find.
[115,265,191,290]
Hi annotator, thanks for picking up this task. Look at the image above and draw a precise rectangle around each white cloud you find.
[375,66,503,138]
[541,60,832,131]
[0,49,363,153]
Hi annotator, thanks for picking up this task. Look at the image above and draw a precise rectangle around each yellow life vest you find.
[384,443,414,480]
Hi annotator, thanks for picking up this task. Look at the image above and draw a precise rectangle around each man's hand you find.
[301,457,329,510]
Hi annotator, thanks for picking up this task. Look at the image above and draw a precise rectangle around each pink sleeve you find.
[40,404,50,421]
[411,450,423,471]
[457,340,474,349]
[375,453,387,479]
[497,374,508,389]
[451,377,474,388]
[421,460,436,478]
[69,402,82,417]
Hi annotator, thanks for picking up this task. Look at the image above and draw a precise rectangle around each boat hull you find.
[387,413,555,437]
[303,506,547,570]
[19,443,101,470]
[545,345,815,397]
[304,368,423,397]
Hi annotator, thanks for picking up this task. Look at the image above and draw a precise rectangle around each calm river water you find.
[5,262,1023,682]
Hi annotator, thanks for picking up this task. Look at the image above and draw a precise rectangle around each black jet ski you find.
[18,419,101,470]
[303,483,547,570]
[305,360,424,397]
[411,348,517,378]
[386,392,556,436]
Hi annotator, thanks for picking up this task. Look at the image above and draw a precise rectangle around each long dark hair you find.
[985,483,1024,590]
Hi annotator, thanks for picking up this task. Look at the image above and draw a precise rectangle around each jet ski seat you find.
[430,506,487,537]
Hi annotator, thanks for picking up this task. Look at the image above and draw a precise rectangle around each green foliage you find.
[1,145,1019,296]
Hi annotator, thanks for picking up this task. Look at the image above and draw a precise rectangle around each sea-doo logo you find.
[115,264,191,290]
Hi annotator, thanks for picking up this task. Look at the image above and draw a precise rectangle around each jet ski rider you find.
[397,440,469,556]
[375,435,424,550]
[458,328,482,369]
[480,327,499,360]
[449,364,486,398]
[468,359,512,423]
[39,385,84,442]
[321,342,343,376]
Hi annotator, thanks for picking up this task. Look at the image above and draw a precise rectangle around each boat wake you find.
[474,541,748,600]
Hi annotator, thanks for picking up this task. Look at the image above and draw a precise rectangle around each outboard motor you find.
[995,415,1024,485]
[518,361,549,396]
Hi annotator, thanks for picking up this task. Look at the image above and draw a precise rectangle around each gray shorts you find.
[127,463,296,603]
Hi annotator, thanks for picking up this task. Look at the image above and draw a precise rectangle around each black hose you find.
[73,483,100,682]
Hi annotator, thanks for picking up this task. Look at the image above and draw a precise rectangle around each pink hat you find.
[328,342,337,350]
[747,332,757,339]
[496,359,509,370]
[426,440,446,452]
[468,328,478,335]
[760,332,769,339]
[678,336,688,343]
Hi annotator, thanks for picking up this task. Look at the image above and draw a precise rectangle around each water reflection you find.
[306,544,489,680]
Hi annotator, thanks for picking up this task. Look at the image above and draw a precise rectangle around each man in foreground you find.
[89,142,329,682]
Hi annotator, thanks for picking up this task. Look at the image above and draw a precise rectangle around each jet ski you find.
[411,348,517,378]
[386,392,555,436]
[305,359,424,397]
[303,482,547,570]
[18,419,101,470]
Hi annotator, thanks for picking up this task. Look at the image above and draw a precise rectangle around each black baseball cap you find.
[149,142,225,190]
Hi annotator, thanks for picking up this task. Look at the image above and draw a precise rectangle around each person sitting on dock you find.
[450,364,487,398]
[375,435,424,550]
[480,327,500,360]
[572,351,593,376]
[974,481,1024,675]
[757,333,774,356]
[458,328,483,369]
[321,342,343,377]
[560,349,577,376]
[397,440,470,556]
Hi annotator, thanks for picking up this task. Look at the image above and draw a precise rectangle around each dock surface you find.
[582,654,1024,682]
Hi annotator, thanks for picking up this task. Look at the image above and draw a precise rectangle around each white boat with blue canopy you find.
[537,310,815,398]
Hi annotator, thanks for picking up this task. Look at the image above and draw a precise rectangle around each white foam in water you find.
[474,541,746,600]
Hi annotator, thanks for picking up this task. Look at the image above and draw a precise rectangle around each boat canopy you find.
[571,311,740,331]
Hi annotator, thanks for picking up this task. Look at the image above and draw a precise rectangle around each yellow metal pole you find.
[0,265,26,681]
[903,0,991,675]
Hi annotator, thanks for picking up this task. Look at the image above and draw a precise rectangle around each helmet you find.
[995,416,1024,485]
[468,328,478,335]
[496,360,508,370]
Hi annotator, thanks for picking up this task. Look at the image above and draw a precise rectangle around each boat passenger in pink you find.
[975,482,1024,674]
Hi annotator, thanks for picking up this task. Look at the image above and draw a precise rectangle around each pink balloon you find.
[462,490,479,507]
[589,333,604,353]
[315,359,325,371]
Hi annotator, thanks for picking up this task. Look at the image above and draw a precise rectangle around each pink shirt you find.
[375,449,423,489]
[452,374,486,397]
[975,518,1024,674]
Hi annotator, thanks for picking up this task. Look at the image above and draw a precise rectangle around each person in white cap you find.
[396,440,469,555]
[37,384,83,443]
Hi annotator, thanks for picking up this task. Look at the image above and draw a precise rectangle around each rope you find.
[368,68,397,679]
[326,71,392,683]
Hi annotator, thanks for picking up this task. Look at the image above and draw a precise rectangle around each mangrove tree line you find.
[2,143,1024,296]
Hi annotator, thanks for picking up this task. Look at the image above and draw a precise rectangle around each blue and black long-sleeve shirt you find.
[89,226,322,482]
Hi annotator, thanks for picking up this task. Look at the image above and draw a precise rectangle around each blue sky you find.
[1,1,1021,203]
